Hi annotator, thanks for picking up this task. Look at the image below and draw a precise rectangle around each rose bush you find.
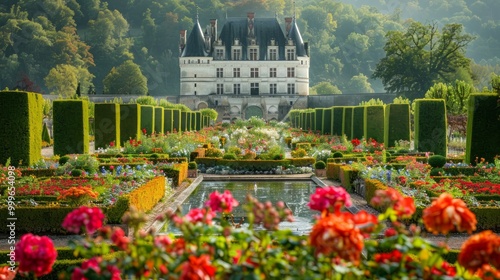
[7,186,500,279]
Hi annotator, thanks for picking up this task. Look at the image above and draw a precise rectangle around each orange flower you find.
[475,264,500,280]
[458,230,500,272]
[422,193,477,235]
[309,212,364,264]
[351,210,378,235]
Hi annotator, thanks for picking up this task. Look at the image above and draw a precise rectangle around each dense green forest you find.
[0,0,498,96]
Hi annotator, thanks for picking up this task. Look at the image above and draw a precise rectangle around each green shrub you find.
[296,143,312,151]
[181,111,189,132]
[0,91,43,166]
[384,104,411,148]
[188,161,198,169]
[352,106,365,140]
[288,157,315,167]
[322,108,332,135]
[332,107,344,136]
[364,105,385,143]
[332,151,344,158]
[223,153,237,160]
[343,107,354,139]
[206,148,223,158]
[94,103,120,149]
[172,109,181,132]
[227,146,242,155]
[59,155,70,165]
[428,155,447,168]
[163,109,174,133]
[120,104,141,146]
[430,168,444,176]
[414,99,447,156]
[42,122,51,143]
[465,94,500,164]
[314,160,326,169]
[195,111,202,131]
[140,105,155,135]
[71,168,84,177]
[154,107,164,134]
[53,100,90,155]
[315,108,324,133]
[291,148,308,158]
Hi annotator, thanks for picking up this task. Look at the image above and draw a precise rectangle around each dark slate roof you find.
[181,20,208,57]
[219,17,288,60]
[288,19,307,57]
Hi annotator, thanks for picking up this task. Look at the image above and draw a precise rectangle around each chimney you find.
[247,12,255,20]
[210,19,217,42]
[285,17,292,36]
[179,30,186,54]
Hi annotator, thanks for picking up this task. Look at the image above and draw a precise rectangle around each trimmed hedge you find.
[120,104,141,145]
[53,100,89,155]
[154,106,164,134]
[352,106,365,140]
[140,105,155,135]
[343,107,354,139]
[181,111,188,132]
[322,108,333,135]
[326,162,344,180]
[288,157,316,167]
[172,109,181,132]
[414,99,447,156]
[94,103,120,149]
[364,105,385,143]
[164,108,174,133]
[332,107,344,136]
[195,111,202,131]
[339,165,358,192]
[364,178,389,210]
[314,108,324,133]
[465,93,500,164]
[158,162,188,186]
[127,176,165,212]
[0,91,43,166]
[384,104,410,147]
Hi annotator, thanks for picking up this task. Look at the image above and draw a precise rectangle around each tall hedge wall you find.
[315,108,324,133]
[120,104,141,145]
[384,104,411,147]
[300,111,306,129]
[53,100,89,155]
[154,106,164,134]
[195,112,202,130]
[364,105,385,143]
[332,107,344,136]
[164,109,174,133]
[306,111,315,131]
[466,94,500,164]
[323,108,332,135]
[0,91,43,166]
[94,103,120,149]
[140,105,155,135]
[172,109,181,132]
[343,107,354,139]
[181,111,189,132]
[352,106,365,140]
[414,99,447,156]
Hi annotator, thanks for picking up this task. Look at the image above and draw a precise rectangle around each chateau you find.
[178,12,310,121]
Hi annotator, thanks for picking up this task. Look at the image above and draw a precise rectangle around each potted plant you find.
[314,160,326,177]
[188,161,198,178]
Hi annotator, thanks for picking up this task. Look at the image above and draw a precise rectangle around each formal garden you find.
[1,90,500,279]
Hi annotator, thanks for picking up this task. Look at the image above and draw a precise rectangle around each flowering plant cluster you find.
[5,185,500,279]
[57,186,99,206]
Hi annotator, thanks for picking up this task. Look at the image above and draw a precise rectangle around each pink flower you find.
[15,234,57,277]
[205,190,239,213]
[62,206,105,234]
[71,257,121,280]
[111,227,129,250]
[185,208,215,225]
[154,235,173,249]
[308,186,352,213]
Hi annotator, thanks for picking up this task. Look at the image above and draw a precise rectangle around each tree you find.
[347,74,374,93]
[373,22,474,96]
[200,108,218,121]
[424,80,473,115]
[311,81,342,95]
[103,60,147,95]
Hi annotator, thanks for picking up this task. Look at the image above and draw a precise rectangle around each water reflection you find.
[173,181,317,235]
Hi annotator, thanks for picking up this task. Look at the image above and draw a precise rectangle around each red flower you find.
[351,138,361,147]
[111,227,129,250]
[459,230,500,272]
[109,141,115,147]
[179,255,216,280]
[71,257,121,280]
[370,188,415,218]
[423,193,477,235]
[384,227,397,237]
[374,249,412,264]
[205,190,239,213]
[0,265,16,280]
[15,234,57,277]
[185,208,216,225]
[142,128,147,135]
[62,206,105,234]
[308,186,352,214]
[309,212,364,264]
[351,210,378,235]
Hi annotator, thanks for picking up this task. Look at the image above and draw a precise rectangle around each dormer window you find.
[268,46,278,61]
[249,47,258,60]
[214,47,224,60]
[286,47,295,60]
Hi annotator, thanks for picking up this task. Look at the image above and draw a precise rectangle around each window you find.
[251,83,259,95]
[251,68,259,78]
[286,48,295,60]
[233,84,241,94]
[270,84,277,94]
[215,48,224,60]
[269,49,277,60]
[287,83,295,94]
[232,48,241,60]
[269,68,277,78]
[249,48,258,60]
[287,67,295,77]
[216,68,223,78]
[217,84,224,94]
[233,68,240,78]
